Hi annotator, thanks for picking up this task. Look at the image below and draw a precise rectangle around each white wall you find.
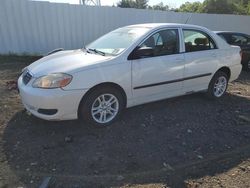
[0,0,250,55]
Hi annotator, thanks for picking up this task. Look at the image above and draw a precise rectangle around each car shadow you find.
[236,71,250,83]
[2,92,250,187]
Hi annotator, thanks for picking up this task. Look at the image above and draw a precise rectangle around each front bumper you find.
[18,76,87,121]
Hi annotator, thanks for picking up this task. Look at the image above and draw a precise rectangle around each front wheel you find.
[206,71,228,99]
[79,86,125,127]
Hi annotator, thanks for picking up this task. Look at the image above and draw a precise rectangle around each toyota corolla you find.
[18,23,242,126]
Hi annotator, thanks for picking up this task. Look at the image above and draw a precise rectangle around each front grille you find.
[22,71,32,85]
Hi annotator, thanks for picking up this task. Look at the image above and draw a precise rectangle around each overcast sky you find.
[33,0,204,8]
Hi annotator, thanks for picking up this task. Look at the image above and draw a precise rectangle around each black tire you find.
[79,85,125,127]
[206,71,229,99]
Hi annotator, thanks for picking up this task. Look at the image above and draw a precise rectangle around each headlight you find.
[32,73,72,89]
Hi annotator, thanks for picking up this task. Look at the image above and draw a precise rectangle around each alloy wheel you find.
[213,76,227,97]
[91,94,119,124]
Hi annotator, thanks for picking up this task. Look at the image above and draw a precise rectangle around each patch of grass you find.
[0,54,43,64]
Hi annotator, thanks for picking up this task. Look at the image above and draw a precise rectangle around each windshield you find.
[86,27,150,56]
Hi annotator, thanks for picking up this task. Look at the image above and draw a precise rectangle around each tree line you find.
[117,0,250,15]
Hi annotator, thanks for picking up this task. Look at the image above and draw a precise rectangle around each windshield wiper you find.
[88,48,106,56]
[82,46,91,53]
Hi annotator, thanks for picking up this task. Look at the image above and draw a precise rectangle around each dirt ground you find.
[0,55,250,188]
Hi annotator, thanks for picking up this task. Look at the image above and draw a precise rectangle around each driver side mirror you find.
[128,47,154,60]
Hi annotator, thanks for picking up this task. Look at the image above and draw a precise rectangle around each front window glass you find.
[139,29,179,57]
[87,27,150,56]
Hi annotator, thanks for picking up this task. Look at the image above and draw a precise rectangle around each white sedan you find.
[18,23,242,126]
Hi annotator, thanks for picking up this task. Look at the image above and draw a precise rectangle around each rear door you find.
[130,28,185,105]
[182,29,219,93]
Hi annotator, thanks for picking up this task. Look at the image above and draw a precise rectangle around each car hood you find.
[28,49,113,77]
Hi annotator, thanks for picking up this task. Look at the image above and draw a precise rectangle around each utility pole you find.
[79,0,101,6]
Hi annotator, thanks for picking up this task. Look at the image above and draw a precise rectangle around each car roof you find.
[215,31,249,36]
[214,31,234,33]
[126,23,208,30]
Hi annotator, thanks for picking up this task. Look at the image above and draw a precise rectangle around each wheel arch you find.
[77,82,127,118]
[216,66,231,80]
[206,67,230,99]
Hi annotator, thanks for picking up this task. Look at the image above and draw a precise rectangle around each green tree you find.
[248,2,250,14]
[117,0,136,8]
[201,0,236,14]
[117,0,148,9]
[177,0,250,15]
[178,2,203,13]
[232,0,250,14]
[148,2,169,11]
[135,0,148,9]
[118,0,250,15]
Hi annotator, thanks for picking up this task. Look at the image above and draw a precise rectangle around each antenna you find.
[185,13,192,24]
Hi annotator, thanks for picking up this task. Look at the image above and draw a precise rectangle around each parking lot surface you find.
[0,56,250,188]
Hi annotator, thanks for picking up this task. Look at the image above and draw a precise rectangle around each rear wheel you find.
[79,86,125,126]
[207,71,228,99]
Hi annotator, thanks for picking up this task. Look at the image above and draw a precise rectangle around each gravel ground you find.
[0,56,250,188]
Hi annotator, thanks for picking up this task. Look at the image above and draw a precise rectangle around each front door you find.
[130,28,185,105]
